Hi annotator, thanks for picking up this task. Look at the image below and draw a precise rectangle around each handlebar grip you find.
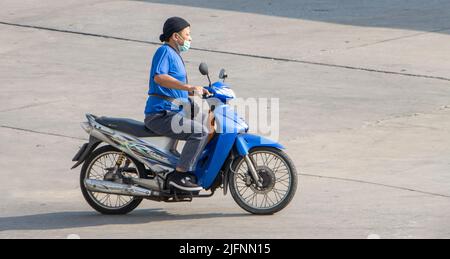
[203,92,214,99]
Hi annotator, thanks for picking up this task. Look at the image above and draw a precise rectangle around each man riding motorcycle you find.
[73,19,298,215]
[144,17,211,192]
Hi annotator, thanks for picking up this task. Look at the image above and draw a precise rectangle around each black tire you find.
[80,145,146,215]
[229,147,298,215]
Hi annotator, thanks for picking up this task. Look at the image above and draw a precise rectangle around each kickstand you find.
[173,189,193,202]
[174,190,180,202]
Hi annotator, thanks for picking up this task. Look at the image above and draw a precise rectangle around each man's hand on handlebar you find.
[189,85,212,98]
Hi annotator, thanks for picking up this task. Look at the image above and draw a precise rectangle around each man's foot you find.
[168,172,203,192]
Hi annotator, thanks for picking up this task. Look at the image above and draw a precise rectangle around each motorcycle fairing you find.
[193,102,283,189]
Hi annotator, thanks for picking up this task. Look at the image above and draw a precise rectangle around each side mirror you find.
[199,62,209,76]
[199,62,211,86]
[219,69,228,81]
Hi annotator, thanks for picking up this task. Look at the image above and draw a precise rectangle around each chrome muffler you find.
[84,179,160,197]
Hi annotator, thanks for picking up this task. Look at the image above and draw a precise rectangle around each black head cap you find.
[159,17,190,42]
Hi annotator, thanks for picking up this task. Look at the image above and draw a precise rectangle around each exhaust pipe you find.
[84,179,160,197]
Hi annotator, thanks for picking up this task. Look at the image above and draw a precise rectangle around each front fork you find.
[244,155,263,187]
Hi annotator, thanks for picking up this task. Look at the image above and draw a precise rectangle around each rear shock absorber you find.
[112,153,127,177]
[104,153,127,181]
[115,153,126,167]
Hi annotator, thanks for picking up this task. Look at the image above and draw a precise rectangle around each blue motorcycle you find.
[71,63,297,215]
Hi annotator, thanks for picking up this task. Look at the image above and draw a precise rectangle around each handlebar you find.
[202,92,214,99]
[201,86,214,99]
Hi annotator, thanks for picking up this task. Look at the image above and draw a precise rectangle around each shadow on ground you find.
[135,0,450,34]
[0,209,250,231]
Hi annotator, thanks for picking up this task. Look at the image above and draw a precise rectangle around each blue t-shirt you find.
[144,44,189,115]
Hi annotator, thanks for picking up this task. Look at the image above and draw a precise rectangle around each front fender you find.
[234,133,284,156]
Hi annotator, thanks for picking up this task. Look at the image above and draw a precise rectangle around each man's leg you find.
[145,111,210,191]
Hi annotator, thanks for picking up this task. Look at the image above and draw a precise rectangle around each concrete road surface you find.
[1,0,449,239]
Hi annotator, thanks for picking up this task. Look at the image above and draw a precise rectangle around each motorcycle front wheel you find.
[229,147,298,215]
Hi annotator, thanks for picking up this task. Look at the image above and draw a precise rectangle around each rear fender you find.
[71,136,101,169]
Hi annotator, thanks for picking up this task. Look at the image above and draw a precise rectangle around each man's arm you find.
[154,74,209,96]
[154,74,194,93]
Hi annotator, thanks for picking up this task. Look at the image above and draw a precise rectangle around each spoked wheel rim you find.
[233,151,293,210]
[85,151,139,210]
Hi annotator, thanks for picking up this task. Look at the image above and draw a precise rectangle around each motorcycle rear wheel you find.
[80,145,146,215]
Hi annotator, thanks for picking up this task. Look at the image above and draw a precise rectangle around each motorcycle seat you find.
[96,117,161,138]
